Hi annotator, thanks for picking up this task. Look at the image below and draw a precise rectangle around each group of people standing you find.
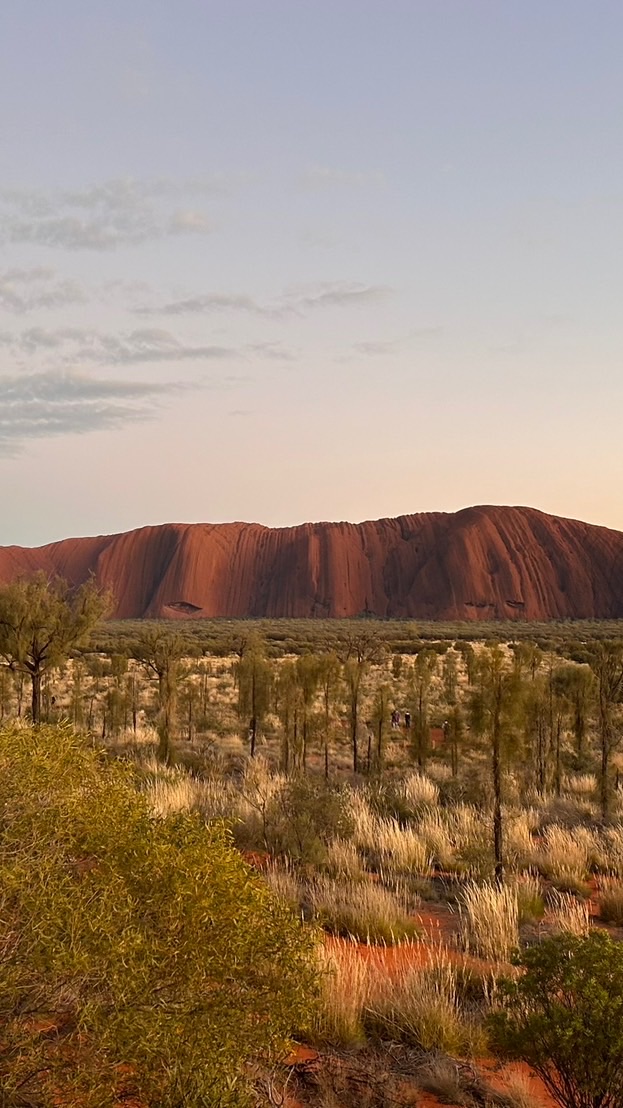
[390,709,411,730]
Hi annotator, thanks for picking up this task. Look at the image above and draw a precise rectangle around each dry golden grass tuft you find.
[458,880,519,963]
[547,890,590,937]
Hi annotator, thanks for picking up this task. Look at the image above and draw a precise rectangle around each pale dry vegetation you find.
[3,607,623,1105]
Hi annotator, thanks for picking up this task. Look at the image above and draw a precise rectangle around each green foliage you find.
[0,723,318,1107]
[235,633,272,755]
[0,573,110,723]
[132,627,191,762]
[490,931,623,1108]
[266,776,354,864]
[92,616,623,661]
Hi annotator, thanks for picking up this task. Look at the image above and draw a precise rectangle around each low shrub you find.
[265,775,355,864]
[491,932,623,1108]
[0,724,317,1107]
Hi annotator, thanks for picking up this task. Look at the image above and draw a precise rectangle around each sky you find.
[1,1,623,546]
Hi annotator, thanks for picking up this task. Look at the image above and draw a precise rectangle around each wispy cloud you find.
[0,326,239,366]
[351,327,442,356]
[135,292,268,317]
[285,281,390,310]
[245,342,296,362]
[136,280,391,317]
[0,370,183,455]
[352,339,401,356]
[0,178,214,251]
[0,267,86,313]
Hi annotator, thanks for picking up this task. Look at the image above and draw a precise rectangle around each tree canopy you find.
[0,573,110,722]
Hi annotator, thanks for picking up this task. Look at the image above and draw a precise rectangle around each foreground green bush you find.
[0,724,317,1107]
[491,931,623,1108]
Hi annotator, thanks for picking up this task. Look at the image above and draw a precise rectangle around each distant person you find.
[404,711,411,730]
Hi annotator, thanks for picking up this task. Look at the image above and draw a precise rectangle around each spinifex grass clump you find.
[598,877,623,925]
[459,880,520,963]
[313,941,487,1057]
[367,949,487,1056]
[308,875,420,943]
[510,874,545,924]
[537,825,592,882]
[312,941,371,1046]
[0,724,318,1108]
[547,890,591,937]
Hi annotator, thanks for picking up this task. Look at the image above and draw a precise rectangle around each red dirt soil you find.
[3,505,623,620]
[322,933,558,1106]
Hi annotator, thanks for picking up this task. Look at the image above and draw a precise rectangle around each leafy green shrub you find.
[265,776,355,864]
[0,724,318,1107]
[491,931,623,1108]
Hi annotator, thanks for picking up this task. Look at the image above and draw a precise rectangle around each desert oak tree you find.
[0,573,110,724]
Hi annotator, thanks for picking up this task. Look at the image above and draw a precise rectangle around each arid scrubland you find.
[2,604,623,1105]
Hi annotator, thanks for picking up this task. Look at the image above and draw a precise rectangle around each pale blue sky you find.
[1,2,622,545]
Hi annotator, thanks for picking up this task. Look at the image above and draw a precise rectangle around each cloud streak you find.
[0,326,239,366]
[286,281,390,311]
[135,280,391,317]
[0,178,214,251]
[0,370,183,455]
[0,267,86,313]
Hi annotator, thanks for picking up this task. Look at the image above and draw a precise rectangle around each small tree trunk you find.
[377,719,384,774]
[131,674,137,733]
[281,703,290,772]
[492,693,504,884]
[293,709,299,770]
[202,670,209,716]
[451,719,458,777]
[250,715,257,757]
[351,702,359,774]
[600,699,611,823]
[575,700,585,765]
[31,670,42,724]
[157,719,172,764]
[554,716,562,797]
[324,701,330,780]
[157,667,177,765]
[537,717,546,793]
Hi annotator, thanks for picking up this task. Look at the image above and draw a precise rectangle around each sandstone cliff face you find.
[1,506,623,621]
